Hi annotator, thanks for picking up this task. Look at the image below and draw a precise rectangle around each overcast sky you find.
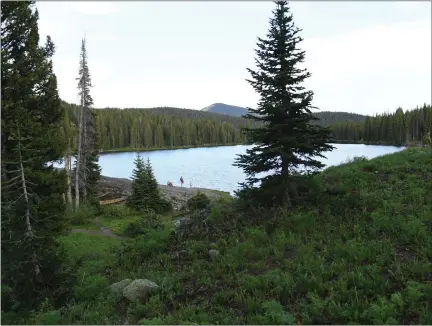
[36,1,431,115]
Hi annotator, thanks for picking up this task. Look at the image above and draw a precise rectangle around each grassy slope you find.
[46,148,430,325]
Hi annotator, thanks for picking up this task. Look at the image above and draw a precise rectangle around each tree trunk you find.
[281,157,292,208]
[16,126,40,277]
[75,97,84,210]
[82,112,88,201]
[65,138,73,207]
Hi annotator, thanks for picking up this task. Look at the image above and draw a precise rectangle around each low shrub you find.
[66,204,97,226]
[123,210,164,238]
[187,192,211,210]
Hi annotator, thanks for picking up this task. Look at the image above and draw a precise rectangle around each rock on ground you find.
[109,279,132,297]
[209,249,220,260]
[173,217,193,231]
[122,279,160,302]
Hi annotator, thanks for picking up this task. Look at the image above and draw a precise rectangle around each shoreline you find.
[97,140,410,155]
[98,143,246,155]
[97,174,231,210]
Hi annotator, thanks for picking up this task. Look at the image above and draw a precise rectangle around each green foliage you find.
[332,104,432,145]
[127,155,172,214]
[123,211,164,238]
[114,229,171,270]
[423,131,431,154]
[234,1,334,207]
[1,1,74,314]
[43,148,431,325]
[66,204,97,226]
[84,149,102,200]
[187,192,211,210]
[72,38,101,204]
[98,204,130,217]
[61,101,254,151]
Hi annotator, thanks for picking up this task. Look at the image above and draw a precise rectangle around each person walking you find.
[180,176,184,187]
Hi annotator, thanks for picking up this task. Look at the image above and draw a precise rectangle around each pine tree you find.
[83,110,101,202]
[1,1,73,313]
[234,0,334,207]
[127,155,170,213]
[143,158,161,207]
[127,154,148,210]
[74,37,100,207]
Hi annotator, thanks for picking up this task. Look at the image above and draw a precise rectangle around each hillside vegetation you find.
[201,103,368,126]
[17,148,432,325]
[332,105,431,145]
[61,101,431,152]
[3,2,431,325]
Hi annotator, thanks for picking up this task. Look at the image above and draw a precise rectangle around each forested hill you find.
[201,102,367,126]
[61,102,255,151]
[314,111,367,126]
[61,101,431,151]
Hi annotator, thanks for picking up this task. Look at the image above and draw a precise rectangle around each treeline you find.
[314,111,367,127]
[61,102,256,150]
[62,101,431,150]
[331,104,432,145]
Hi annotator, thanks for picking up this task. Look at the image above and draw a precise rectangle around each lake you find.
[60,144,404,194]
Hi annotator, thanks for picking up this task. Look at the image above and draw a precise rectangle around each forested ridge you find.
[61,101,431,151]
[332,104,431,145]
[61,102,254,151]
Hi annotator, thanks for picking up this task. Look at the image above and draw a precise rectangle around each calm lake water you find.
[60,144,404,194]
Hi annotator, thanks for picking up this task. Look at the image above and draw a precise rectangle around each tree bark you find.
[65,138,73,206]
[17,126,33,238]
[82,110,88,201]
[281,156,292,208]
[75,97,84,210]
[17,125,40,277]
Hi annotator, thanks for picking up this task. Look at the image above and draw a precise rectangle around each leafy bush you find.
[187,192,211,210]
[123,210,164,237]
[66,204,97,226]
[100,204,136,219]
[155,198,172,214]
[115,230,171,269]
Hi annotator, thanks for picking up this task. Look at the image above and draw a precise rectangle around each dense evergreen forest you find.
[331,104,432,145]
[61,102,254,151]
[61,101,431,151]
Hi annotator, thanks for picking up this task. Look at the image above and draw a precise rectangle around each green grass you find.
[33,148,432,325]
[58,233,122,268]
[98,205,174,235]
[99,215,142,235]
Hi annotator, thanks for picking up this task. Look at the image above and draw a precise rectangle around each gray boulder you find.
[173,217,193,232]
[122,279,160,302]
[109,279,132,298]
[208,249,220,260]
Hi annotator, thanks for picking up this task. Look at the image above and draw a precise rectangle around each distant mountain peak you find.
[201,103,248,117]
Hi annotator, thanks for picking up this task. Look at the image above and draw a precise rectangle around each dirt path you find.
[71,217,127,239]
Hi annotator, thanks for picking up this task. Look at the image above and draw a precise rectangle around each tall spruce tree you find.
[74,37,100,208]
[1,1,73,313]
[127,155,169,213]
[234,0,334,207]
[127,154,148,210]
